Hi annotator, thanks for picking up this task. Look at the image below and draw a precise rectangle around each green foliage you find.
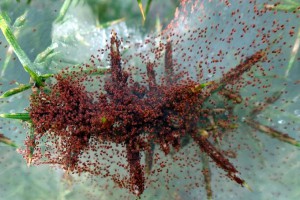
[266,0,300,12]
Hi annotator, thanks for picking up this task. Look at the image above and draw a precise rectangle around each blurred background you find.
[0,0,299,200]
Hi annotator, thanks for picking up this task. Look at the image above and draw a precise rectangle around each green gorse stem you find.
[0,12,43,86]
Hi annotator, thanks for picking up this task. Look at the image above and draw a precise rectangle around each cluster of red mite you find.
[25,30,266,196]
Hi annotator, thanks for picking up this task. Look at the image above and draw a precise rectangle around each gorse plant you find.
[0,0,300,199]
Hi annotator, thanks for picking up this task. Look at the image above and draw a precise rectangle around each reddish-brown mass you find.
[27,30,264,196]
[20,0,300,199]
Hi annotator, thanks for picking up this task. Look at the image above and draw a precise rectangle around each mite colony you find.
[20,0,299,199]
